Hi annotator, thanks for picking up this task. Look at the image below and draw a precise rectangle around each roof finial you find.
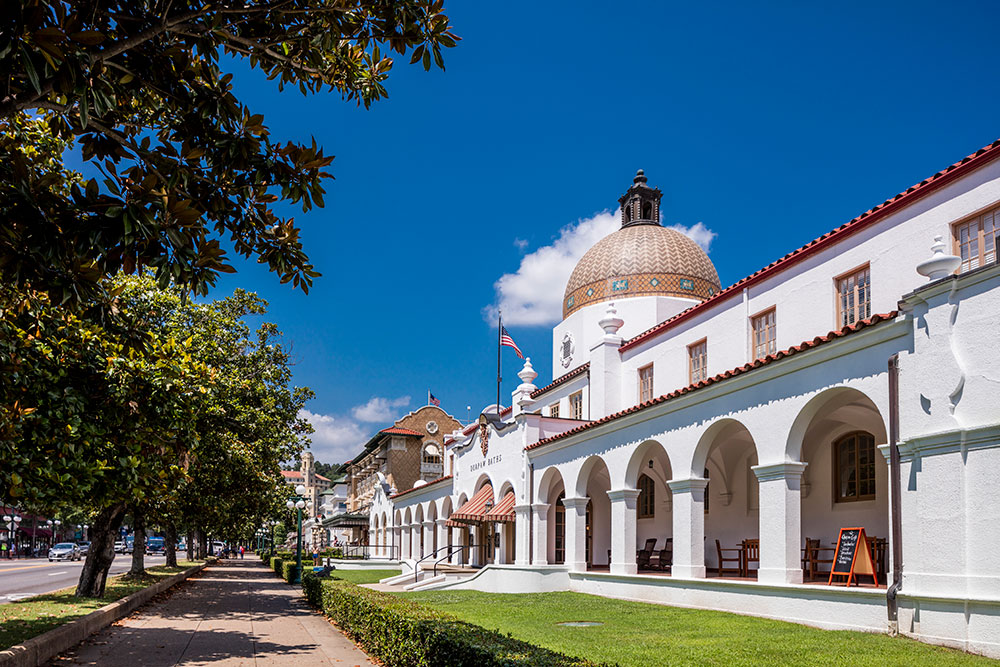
[634,169,647,184]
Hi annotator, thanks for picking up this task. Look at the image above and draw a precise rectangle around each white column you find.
[423,521,435,560]
[470,525,484,567]
[498,522,510,564]
[608,488,641,575]
[668,478,708,579]
[562,497,590,572]
[392,526,401,561]
[530,503,550,564]
[753,462,807,584]
[513,504,532,565]
[401,524,412,560]
[436,519,450,560]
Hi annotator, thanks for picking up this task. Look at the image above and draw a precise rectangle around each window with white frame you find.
[569,391,583,420]
[751,308,776,359]
[954,206,998,273]
[549,402,560,418]
[836,264,871,327]
[688,339,707,384]
[638,364,654,402]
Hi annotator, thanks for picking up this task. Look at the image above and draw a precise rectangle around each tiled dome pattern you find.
[563,225,721,318]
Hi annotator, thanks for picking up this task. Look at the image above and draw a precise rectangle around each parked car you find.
[77,541,91,556]
[114,540,126,553]
[211,541,225,555]
[146,537,165,555]
[49,542,81,561]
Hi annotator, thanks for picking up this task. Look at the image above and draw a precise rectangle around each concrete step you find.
[404,574,446,591]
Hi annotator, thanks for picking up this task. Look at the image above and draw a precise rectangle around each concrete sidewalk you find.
[49,559,374,666]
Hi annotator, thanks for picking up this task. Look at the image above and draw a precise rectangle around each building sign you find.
[470,454,502,472]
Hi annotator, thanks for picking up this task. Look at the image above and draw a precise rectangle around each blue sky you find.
[194,1,1000,464]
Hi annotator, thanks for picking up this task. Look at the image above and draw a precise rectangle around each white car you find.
[49,542,81,561]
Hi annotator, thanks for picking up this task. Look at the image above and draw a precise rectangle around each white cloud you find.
[486,211,717,327]
[513,238,529,251]
[485,209,620,326]
[298,409,367,464]
[667,221,716,252]
[351,395,411,423]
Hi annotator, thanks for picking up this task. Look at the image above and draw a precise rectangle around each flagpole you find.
[497,311,502,412]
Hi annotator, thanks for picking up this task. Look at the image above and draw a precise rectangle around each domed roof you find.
[563,224,721,318]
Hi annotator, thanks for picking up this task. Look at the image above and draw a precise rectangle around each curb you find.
[0,561,210,667]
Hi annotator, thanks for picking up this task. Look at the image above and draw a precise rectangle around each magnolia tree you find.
[0,0,458,305]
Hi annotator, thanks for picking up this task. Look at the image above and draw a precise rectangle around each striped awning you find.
[444,519,466,528]
[449,483,493,523]
[483,491,516,523]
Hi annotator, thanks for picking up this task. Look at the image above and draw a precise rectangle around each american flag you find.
[428,391,440,407]
[500,326,524,359]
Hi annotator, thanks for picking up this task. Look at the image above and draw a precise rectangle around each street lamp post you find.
[2,515,22,559]
[286,485,307,584]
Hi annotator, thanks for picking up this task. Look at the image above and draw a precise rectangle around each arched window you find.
[834,432,876,502]
[641,201,653,220]
[624,203,632,223]
[554,492,566,564]
[637,474,655,518]
[422,443,442,465]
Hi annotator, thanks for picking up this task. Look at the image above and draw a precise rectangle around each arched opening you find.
[402,507,413,560]
[576,456,611,570]
[426,501,438,556]
[625,440,674,572]
[380,512,388,557]
[537,467,566,564]
[695,419,759,578]
[624,203,633,223]
[794,388,889,584]
[641,200,653,220]
[422,442,443,481]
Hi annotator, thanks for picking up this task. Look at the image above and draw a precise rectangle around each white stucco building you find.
[369,140,1000,658]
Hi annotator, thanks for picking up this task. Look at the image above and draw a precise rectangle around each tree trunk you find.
[197,529,207,559]
[76,503,126,597]
[186,529,194,561]
[164,522,177,567]
[129,509,146,576]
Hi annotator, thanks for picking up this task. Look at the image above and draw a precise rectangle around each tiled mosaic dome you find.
[563,223,721,318]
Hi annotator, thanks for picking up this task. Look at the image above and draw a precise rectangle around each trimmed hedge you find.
[281,559,298,583]
[301,572,610,667]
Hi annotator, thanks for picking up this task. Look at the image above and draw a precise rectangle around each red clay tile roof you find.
[280,470,302,478]
[380,427,424,437]
[527,311,898,451]
[620,139,1000,353]
[530,363,590,399]
[391,475,453,499]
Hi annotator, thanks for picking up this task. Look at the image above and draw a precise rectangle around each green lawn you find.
[330,568,400,585]
[399,590,995,666]
[0,561,203,650]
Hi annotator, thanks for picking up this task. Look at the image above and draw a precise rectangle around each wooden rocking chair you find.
[715,539,742,577]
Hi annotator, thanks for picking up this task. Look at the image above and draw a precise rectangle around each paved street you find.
[0,554,138,603]
[50,559,374,666]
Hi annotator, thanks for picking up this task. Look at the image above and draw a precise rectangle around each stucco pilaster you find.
[668,478,708,578]
[513,504,532,565]
[608,488,641,574]
[753,461,807,584]
[562,497,590,572]
[531,503,550,564]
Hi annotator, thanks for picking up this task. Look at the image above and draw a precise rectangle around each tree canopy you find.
[0,1,458,305]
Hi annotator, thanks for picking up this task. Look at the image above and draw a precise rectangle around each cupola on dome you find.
[563,170,721,318]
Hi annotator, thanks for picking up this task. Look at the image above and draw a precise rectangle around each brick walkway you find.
[50,559,374,666]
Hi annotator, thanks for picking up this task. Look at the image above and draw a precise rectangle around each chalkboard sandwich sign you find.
[828,527,878,587]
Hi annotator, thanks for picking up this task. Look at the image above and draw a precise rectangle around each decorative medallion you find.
[679,278,694,291]
[426,421,439,435]
[586,288,594,297]
[649,277,660,287]
[560,331,575,368]
[479,423,490,456]
[566,295,575,309]
[612,279,629,292]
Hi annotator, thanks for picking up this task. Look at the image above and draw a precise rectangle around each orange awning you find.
[449,483,493,524]
[483,491,516,523]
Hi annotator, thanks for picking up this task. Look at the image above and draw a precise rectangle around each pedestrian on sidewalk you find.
[239,545,245,559]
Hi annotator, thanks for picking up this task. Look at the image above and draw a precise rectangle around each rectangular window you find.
[569,391,583,420]
[834,432,877,502]
[836,264,871,327]
[549,402,560,418]
[751,307,776,360]
[688,339,708,384]
[953,206,998,272]
[638,364,654,402]
[638,474,656,518]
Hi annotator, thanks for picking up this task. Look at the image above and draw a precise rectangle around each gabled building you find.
[371,141,1000,659]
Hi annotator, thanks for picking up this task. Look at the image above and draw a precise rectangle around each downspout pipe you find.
[887,354,903,634]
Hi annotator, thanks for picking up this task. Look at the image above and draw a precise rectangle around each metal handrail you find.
[432,544,484,578]
[412,543,484,582]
